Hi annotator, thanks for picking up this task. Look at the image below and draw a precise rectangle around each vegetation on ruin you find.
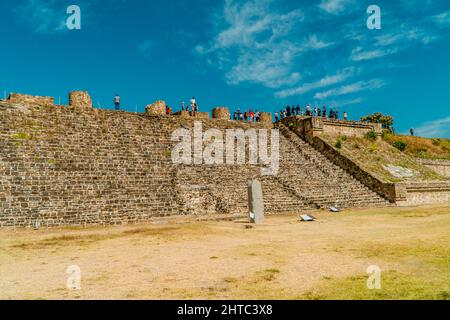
[322,134,445,182]
[382,133,450,160]
[360,112,394,132]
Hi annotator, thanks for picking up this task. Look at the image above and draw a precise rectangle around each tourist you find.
[296,105,301,116]
[249,110,255,122]
[329,108,334,119]
[335,109,339,120]
[306,104,312,116]
[286,105,291,117]
[233,111,237,121]
[166,105,172,115]
[322,106,327,118]
[181,101,186,111]
[114,94,120,111]
[343,111,348,121]
[255,110,260,122]
[275,112,279,122]
[318,108,322,117]
[190,96,197,112]
[410,128,415,136]
[244,111,249,122]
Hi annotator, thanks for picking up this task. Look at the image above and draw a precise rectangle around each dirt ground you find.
[0,205,449,300]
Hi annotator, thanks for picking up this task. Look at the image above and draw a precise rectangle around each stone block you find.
[212,107,230,120]
[146,100,166,115]
[69,91,93,110]
[259,112,272,123]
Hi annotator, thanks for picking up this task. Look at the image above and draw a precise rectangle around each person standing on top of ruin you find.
[114,94,120,111]
[190,96,197,113]
[343,111,348,121]
[306,104,312,116]
[318,108,322,117]
[286,105,291,117]
[322,106,327,118]
[410,128,415,136]
[275,112,279,122]
[249,109,255,122]
[296,105,301,116]
[181,101,186,111]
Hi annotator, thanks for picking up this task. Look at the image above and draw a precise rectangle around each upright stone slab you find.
[248,180,265,224]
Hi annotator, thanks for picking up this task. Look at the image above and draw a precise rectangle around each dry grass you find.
[383,134,450,160]
[322,134,445,182]
[0,205,449,300]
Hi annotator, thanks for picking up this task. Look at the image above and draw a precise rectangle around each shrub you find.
[335,139,342,149]
[393,141,407,152]
[381,130,391,141]
[369,143,378,153]
[432,138,441,146]
[364,131,377,141]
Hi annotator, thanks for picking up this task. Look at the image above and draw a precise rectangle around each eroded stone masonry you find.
[0,91,448,227]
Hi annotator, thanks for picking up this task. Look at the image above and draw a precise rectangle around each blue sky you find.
[0,0,449,137]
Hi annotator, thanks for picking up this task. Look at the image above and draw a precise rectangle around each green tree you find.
[360,112,394,132]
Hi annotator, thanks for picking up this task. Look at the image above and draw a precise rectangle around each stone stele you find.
[247,179,265,224]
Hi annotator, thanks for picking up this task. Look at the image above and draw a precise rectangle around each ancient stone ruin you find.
[0,91,449,227]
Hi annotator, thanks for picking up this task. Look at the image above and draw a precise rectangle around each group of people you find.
[113,96,350,125]
[274,104,348,122]
[167,97,199,115]
[113,95,200,115]
[180,96,199,113]
[233,109,262,122]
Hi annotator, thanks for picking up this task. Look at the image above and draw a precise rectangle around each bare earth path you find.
[0,205,449,300]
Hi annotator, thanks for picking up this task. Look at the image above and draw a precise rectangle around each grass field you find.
[0,205,449,300]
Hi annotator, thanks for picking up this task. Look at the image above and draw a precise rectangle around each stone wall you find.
[279,116,383,141]
[396,182,450,206]
[8,93,54,107]
[0,92,392,227]
[417,159,450,178]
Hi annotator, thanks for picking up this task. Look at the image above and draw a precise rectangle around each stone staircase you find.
[276,124,390,208]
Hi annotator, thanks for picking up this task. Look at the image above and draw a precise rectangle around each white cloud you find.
[318,0,355,15]
[195,0,315,89]
[415,116,450,138]
[351,47,400,61]
[275,67,354,98]
[434,11,450,26]
[314,79,385,100]
[15,0,67,34]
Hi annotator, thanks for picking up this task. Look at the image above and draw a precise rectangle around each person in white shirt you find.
[190,97,197,112]
[114,95,120,111]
